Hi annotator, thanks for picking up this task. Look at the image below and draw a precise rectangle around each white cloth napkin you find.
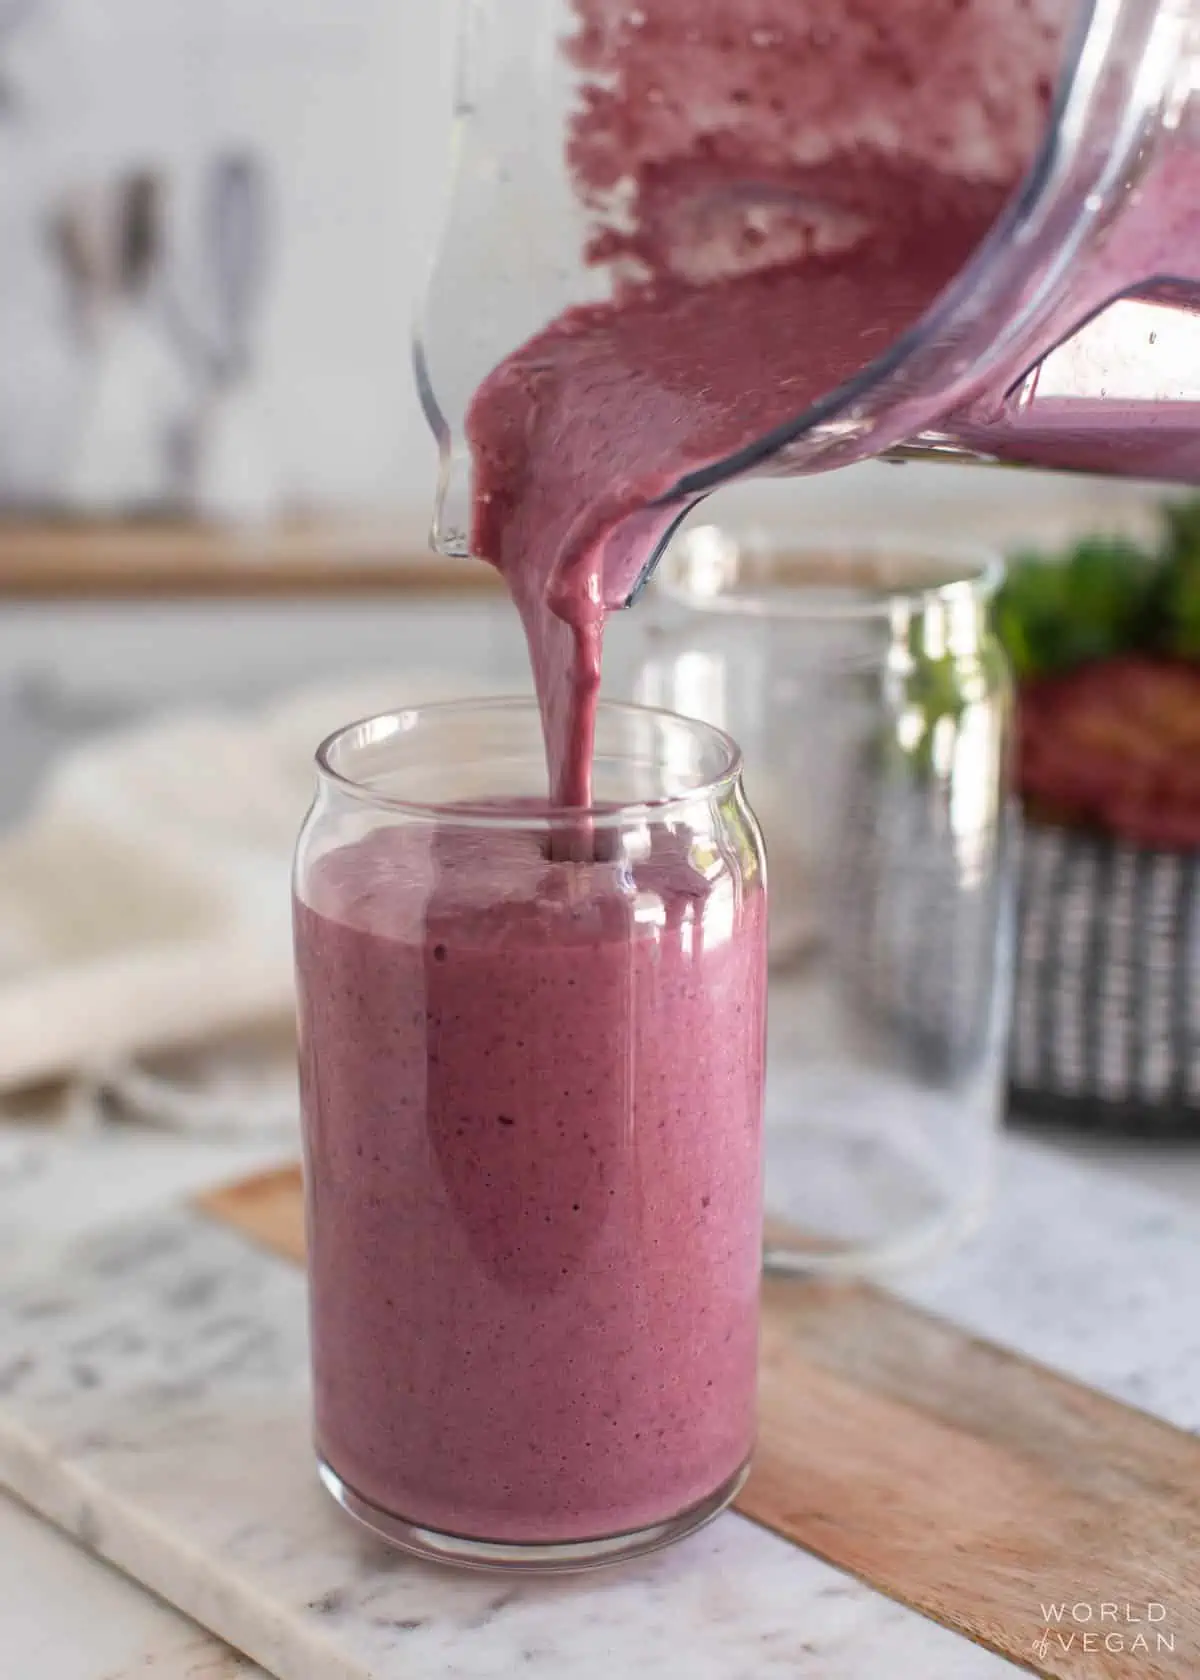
[0,668,491,1127]
[0,662,807,1131]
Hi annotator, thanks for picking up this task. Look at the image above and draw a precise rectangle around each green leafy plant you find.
[883,497,1199,785]
[1157,498,1200,660]
[994,496,1200,679]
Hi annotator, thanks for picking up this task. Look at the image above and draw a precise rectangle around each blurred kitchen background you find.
[0,0,460,523]
[0,0,1161,538]
[0,0,1192,1167]
[0,0,1168,709]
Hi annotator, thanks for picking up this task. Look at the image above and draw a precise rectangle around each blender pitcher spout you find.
[414,333,472,560]
[417,0,1200,584]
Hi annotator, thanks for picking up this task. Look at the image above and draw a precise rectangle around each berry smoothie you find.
[296,812,767,1544]
[298,0,1194,1560]
[466,1,1200,808]
[467,0,1080,806]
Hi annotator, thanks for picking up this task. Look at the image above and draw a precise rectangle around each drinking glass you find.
[633,528,1013,1275]
[293,698,768,1571]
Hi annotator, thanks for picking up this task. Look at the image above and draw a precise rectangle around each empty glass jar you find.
[632,527,1014,1275]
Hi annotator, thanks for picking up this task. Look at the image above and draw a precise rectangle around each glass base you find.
[763,1177,992,1279]
[317,1455,750,1574]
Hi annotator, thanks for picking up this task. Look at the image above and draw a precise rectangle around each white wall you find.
[0,0,455,523]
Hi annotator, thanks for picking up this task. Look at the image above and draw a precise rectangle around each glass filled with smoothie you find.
[293,697,768,1571]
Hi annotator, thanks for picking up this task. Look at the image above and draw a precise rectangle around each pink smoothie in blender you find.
[426,0,1198,803]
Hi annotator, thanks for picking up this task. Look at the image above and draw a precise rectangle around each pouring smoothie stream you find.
[295,0,1198,1570]
[454,0,1197,803]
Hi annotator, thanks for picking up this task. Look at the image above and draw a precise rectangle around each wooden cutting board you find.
[199,1167,1200,1680]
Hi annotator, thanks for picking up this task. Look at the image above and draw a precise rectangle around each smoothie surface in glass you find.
[297,817,767,1542]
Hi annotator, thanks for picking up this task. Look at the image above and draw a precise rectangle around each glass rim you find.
[314,695,745,829]
[655,525,1005,622]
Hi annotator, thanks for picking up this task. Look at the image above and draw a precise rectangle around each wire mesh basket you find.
[1010,822,1200,1134]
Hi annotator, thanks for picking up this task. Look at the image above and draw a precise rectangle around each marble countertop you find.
[0,1124,290,1680]
[1,1114,1198,1679]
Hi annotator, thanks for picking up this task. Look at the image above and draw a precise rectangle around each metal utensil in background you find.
[48,186,118,349]
[206,152,271,387]
[54,170,192,514]
[119,170,163,299]
[186,150,280,526]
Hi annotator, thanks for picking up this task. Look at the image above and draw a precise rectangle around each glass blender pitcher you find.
[417,0,1200,597]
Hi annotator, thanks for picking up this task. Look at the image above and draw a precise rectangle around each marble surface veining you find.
[0,1488,264,1680]
[902,1135,1200,1431]
[0,1205,1016,1680]
[0,1129,1196,1677]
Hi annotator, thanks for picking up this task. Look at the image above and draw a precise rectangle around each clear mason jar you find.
[633,529,1014,1277]
[293,697,768,1572]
